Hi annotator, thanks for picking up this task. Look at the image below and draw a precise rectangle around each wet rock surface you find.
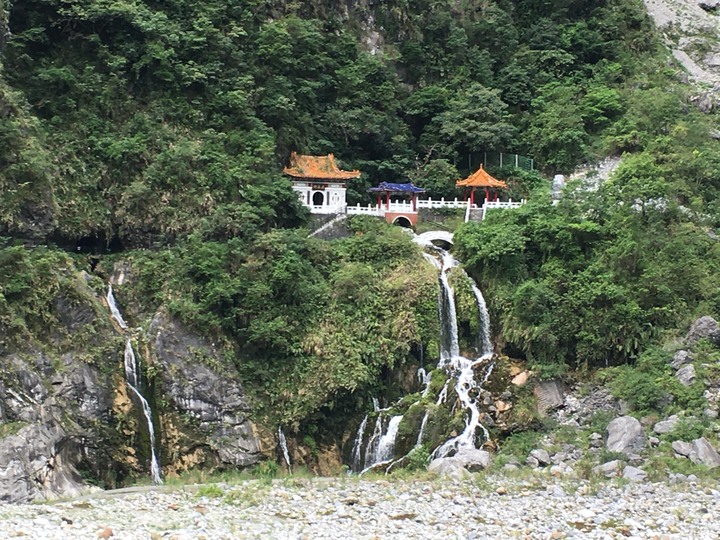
[1,476,719,539]
[0,353,114,503]
[149,310,261,468]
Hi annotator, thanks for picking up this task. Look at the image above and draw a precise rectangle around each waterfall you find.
[417,367,432,396]
[363,415,385,469]
[278,427,292,473]
[372,415,403,465]
[438,252,460,363]
[124,340,162,485]
[350,415,369,472]
[416,412,430,447]
[469,280,493,357]
[348,232,496,471]
[436,380,449,405]
[106,285,127,329]
[416,235,495,460]
[106,283,162,485]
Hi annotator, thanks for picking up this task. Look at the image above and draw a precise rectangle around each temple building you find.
[283,152,361,211]
[456,165,508,206]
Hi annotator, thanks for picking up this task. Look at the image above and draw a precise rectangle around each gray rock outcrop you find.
[534,380,565,413]
[0,420,85,504]
[653,415,680,435]
[593,459,622,478]
[0,352,114,504]
[669,350,693,370]
[676,364,697,386]
[606,416,646,454]
[690,437,720,468]
[699,0,720,11]
[149,310,261,468]
[685,316,720,347]
[529,449,551,466]
[672,440,694,457]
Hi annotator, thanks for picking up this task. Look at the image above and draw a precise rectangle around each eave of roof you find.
[456,166,508,188]
[283,152,361,180]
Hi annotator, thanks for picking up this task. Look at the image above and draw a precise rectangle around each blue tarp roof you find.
[368,182,426,193]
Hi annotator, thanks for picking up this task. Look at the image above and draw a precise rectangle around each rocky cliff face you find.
[0,262,262,503]
[644,0,720,111]
[149,309,261,471]
[0,352,114,503]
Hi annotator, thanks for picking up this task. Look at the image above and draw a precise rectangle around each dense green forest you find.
[1,0,719,437]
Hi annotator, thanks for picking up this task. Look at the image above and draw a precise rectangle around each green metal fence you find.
[466,152,534,171]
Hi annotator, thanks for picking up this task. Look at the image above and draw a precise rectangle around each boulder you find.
[606,416,646,454]
[453,449,492,472]
[676,364,696,387]
[672,440,694,457]
[529,449,551,466]
[669,350,693,370]
[593,459,622,478]
[534,380,565,413]
[428,457,471,480]
[684,316,720,348]
[654,415,680,435]
[428,449,491,477]
[706,53,720,68]
[149,310,261,468]
[691,438,720,468]
[511,371,529,386]
[699,0,720,11]
[623,465,647,482]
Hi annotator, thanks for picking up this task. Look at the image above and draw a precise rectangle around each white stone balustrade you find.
[304,198,526,219]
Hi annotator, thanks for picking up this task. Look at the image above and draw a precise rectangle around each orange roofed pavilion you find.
[283,152,361,180]
[456,165,507,206]
[284,152,361,210]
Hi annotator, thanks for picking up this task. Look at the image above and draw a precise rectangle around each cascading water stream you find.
[424,243,494,459]
[107,285,162,485]
[416,412,430,447]
[350,233,495,471]
[365,415,403,468]
[124,340,163,485]
[106,285,127,329]
[278,427,292,473]
[350,415,369,472]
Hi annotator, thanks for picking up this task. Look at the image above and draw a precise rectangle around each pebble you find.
[0,476,718,539]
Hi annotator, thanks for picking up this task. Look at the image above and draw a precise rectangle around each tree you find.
[433,83,516,157]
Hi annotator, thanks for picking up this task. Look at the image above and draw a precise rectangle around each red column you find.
[485,187,489,202]
[470,189,475,206]
[412,194,417,212]
[377,194,381,207]
[386,191,390,210]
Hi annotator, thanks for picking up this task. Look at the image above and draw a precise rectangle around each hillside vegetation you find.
[1,0,719,465]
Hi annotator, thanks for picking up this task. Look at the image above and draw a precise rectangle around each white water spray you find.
[278,427,292,473]
[107,283,162,484]
[351,415,369,472]
[415,234,495,460]
[124,340,162,485]
[106,285,128,329]
[416,412,430,447]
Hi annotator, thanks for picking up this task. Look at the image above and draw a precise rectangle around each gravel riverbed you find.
[1,475,719,539]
